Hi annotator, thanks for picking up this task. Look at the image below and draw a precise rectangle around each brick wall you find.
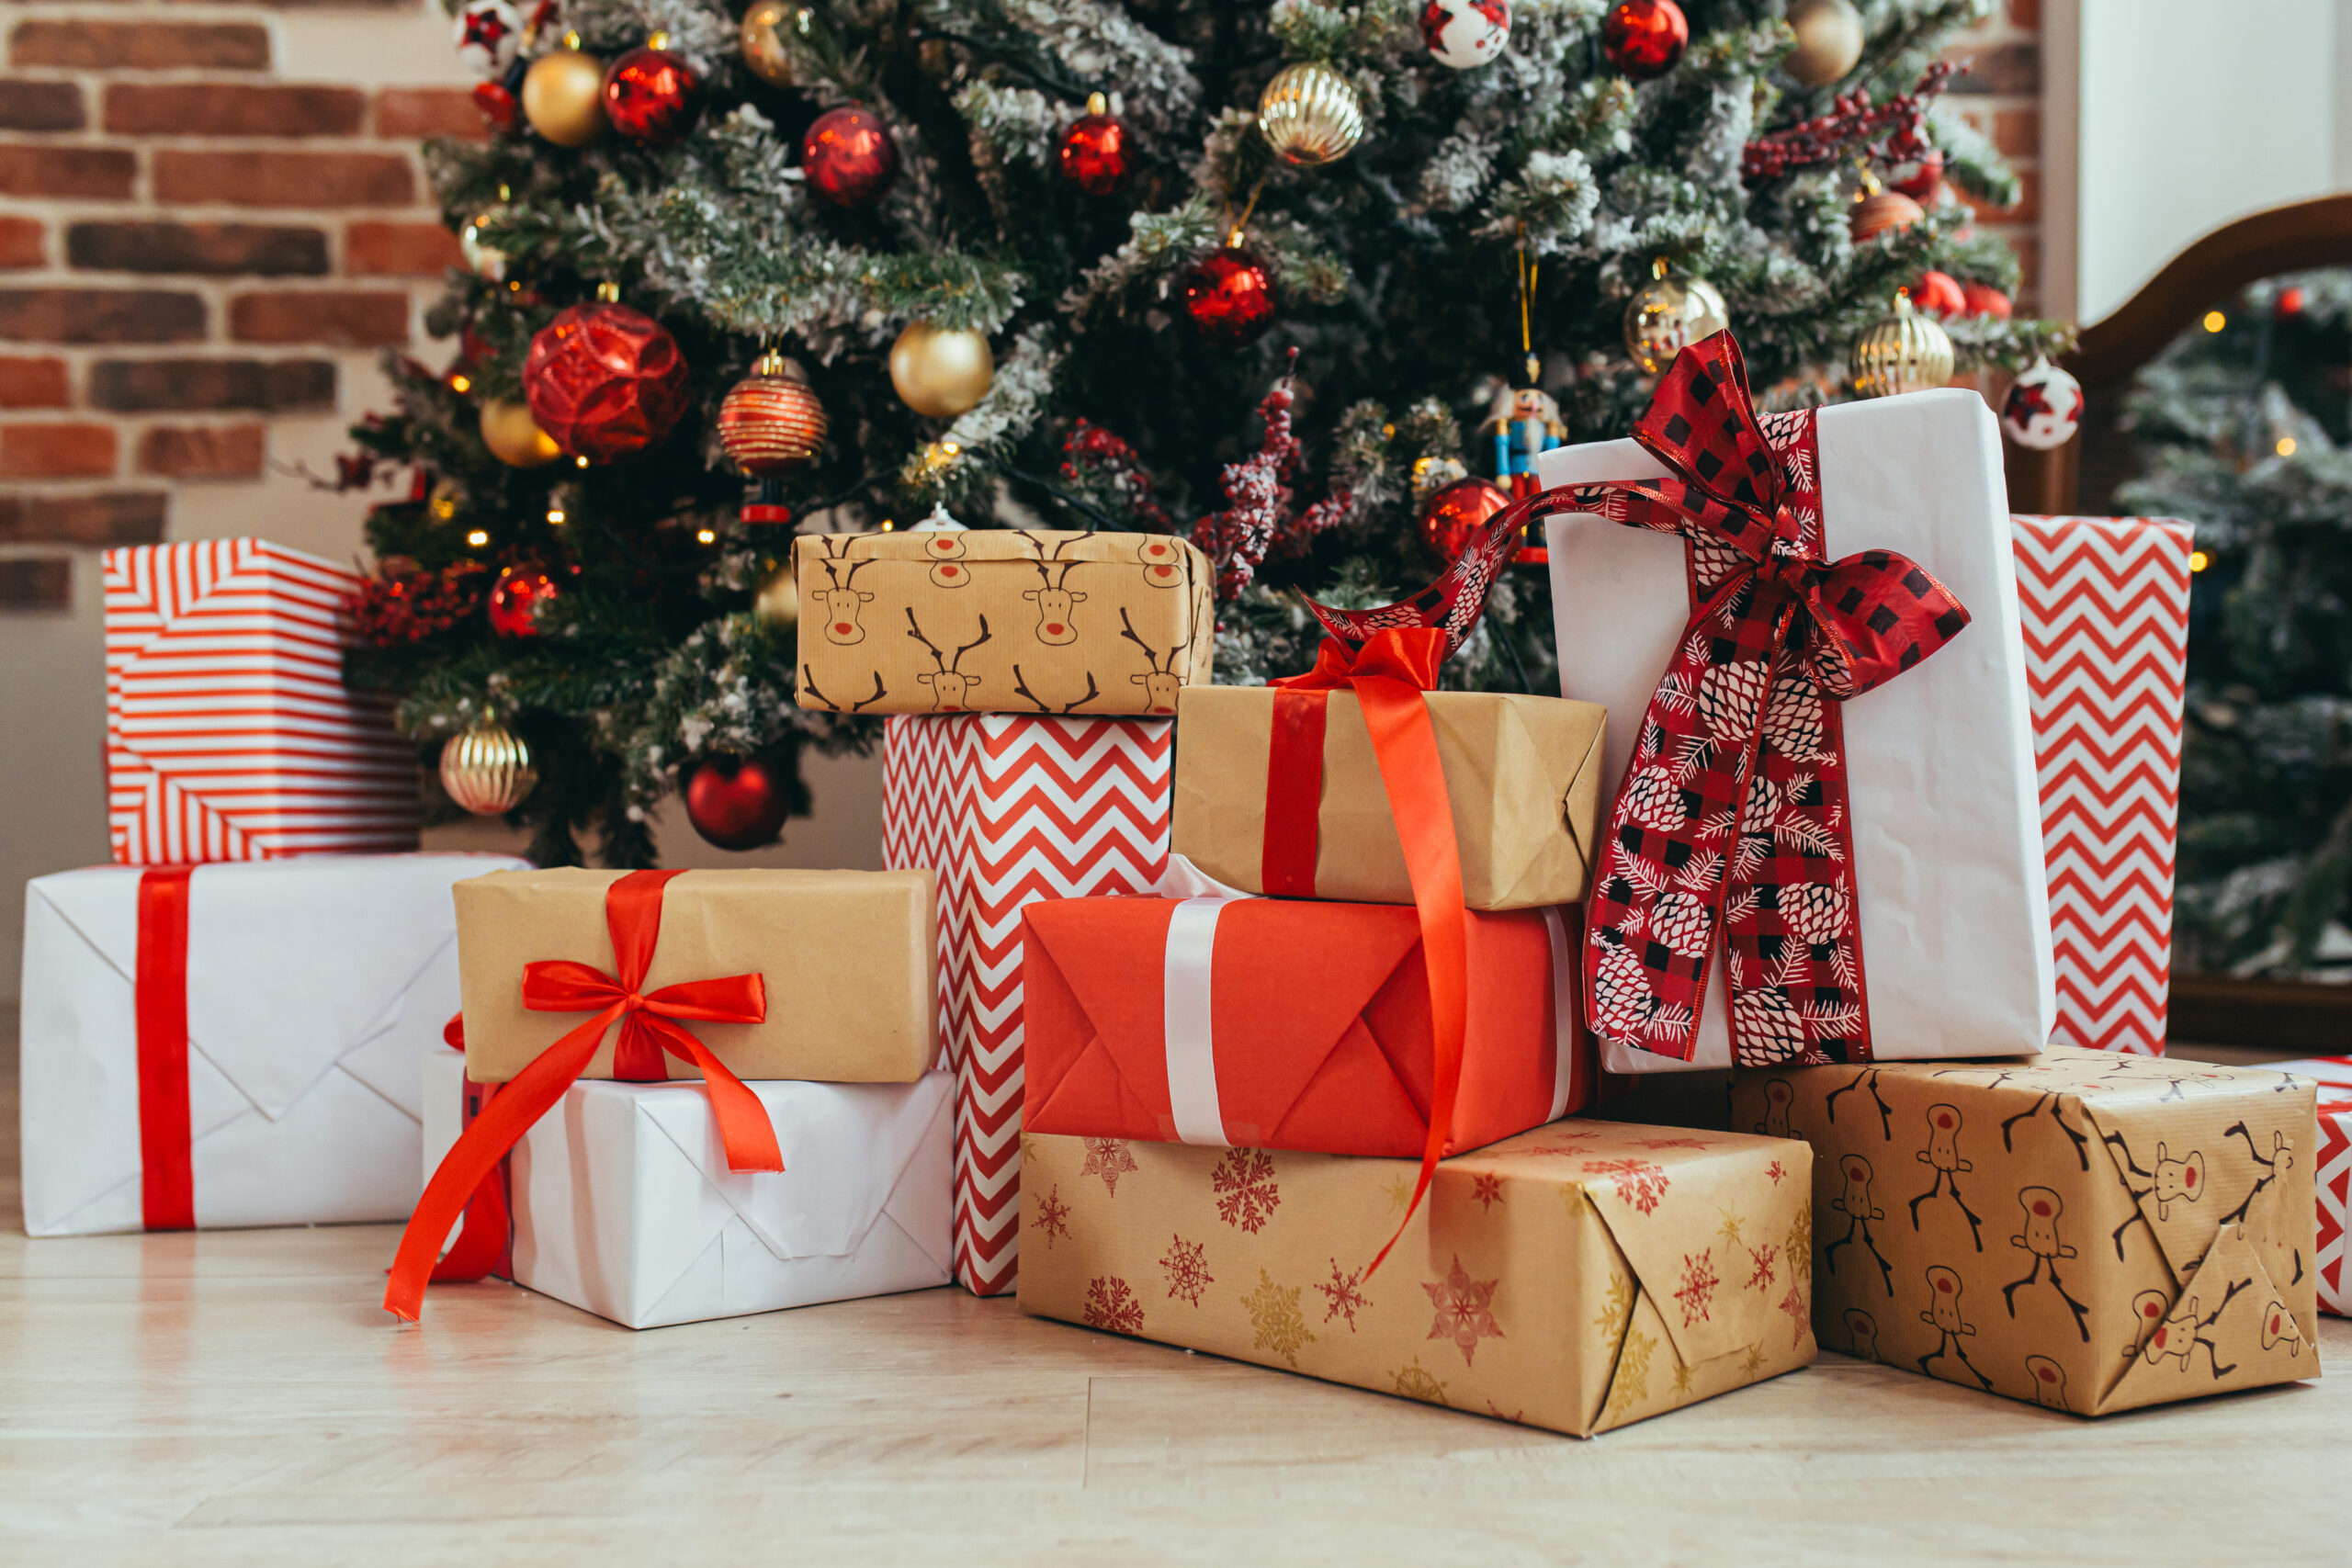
[1947,0,2045,310]
[0,0,473,605]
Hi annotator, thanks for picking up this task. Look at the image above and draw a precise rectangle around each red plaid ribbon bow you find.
[1566,333,1970,1065]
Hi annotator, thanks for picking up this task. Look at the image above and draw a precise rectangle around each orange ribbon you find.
[1271,628,1466,1279]
[384,869,779,1322]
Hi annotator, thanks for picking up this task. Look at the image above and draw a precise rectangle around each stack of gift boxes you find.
[14,336,2335,1428]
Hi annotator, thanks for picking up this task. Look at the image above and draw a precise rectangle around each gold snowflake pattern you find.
[1081,1137,1137,1197]
[1159,1234,1212,1306]
[1718,1203,1744,1245]
[1594,1269,1635,1341]
[1391,1358,1449,1406]
[1471,1173,1505,1211]
[1673,1247,1720,1327]
[1582,1157,1670,1215]
[1242,1269,1316,1368]
[1422,1254,1505,1366]
[1602,1326,1657,1424]
[1210,1147,1281,1233]
[1670,1358,1696,1399]
[1083,1275,1144,1336]
[1315,1258,1371,1331]
[1381,1174,1417,1215]
[1746,1241,1779,1294]
[1784,1201,1812,1264]
[1741,1341,1768,1376]
[1030,1183,1071,1249]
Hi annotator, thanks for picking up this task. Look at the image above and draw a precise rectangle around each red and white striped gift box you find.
[2012,516,2194,1055]
[2257,1057,2352,1316]
[104,539,419,864]
[881,714,1171,1296]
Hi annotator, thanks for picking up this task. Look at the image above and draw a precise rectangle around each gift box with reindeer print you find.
[1730,1046,2319,1416]
[793,526,1214,717]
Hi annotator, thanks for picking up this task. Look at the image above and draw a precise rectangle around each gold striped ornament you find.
[439,722,537,815]
[1849,290,1953,399]
[1257,62,1364,167]
[717,349,828,476]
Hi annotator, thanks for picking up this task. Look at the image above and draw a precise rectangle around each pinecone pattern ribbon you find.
[1567,333,1972,1066]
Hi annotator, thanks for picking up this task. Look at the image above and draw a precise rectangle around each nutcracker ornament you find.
[603,36,701,147]
[453,0,523,80]
[522,284,691,462]
[1420,0,1510,69]
[1483,382,1565,502]
[801,105,899,207]
[2000,358,2084,451]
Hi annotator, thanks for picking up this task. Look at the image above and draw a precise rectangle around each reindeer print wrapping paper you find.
[1731,1046,2319,1416]
[1170,686,1609,911]
[1018,1122,1813,1437]
[793,528,1214,716]
[454,868,936,1084]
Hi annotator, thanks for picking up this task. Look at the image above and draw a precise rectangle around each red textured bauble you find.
[486,567,559,637]
[1180,248,1276,344]
[1057,110,1135,197]
[801,106,899,208]
[718,354,828,477]
[683,755,791,852]
[1418,476,1510,562]
[1601,0,1688,79]
[1913,269,1967,317]
[523,301,690,462]
[1962,281,2012,320]
[603,45,701,147]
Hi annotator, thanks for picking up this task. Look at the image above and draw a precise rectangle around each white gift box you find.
[19,853,524,1235]
[1539,388,2054,1073]
[422,1054,954,1329]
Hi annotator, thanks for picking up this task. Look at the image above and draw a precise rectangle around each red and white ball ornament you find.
[603,39,701,147]
[1420,0,1510,69]
[801,105,899,208]
[2000,358,2084,452]
[522,290,691,463]
[453,0,524,79]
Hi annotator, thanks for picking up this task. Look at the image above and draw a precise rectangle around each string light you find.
[448,373,472,394]
[2203,310,2226,333]
[2189,550,2210,572]
[546,507,566,525]
[2276,436,2298,457]
[695,527,718,544]
[465,529,489,547]
[574,455,589,468]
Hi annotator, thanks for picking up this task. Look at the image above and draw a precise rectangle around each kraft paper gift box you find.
[793,527,1214,717]
[1018,1122,1814,1436]
[455,867,936,1085]
[105,539,420,863]
[2263,1057,2352,1316]
[1539,385,2055,1073]
[1170,685,1609,910]
[881,713,1172,1296]
[1023,895,1590,1155]
[1731,1047,2319,1416]
[2012,515,2194,1055]
[421,1051,953,1329]
[19,852,525,1235]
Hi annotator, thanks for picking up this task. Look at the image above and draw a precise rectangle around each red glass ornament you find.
[683,755,791,852]
[522,300,690,462]
[487,567,559,637]
[1913,269,1967,317]
[603,45,701,147]
[472,77,518,132]
[1180,247,1275,344]
[1961,281,2012,320]
[1892,148,1944,200]
[801,106,899,208]
[718,353,828,477]
[1057,107,1135,197]
[1601,0,1687,79]
[2276,285,2306,319]
[1418,476,1510,562]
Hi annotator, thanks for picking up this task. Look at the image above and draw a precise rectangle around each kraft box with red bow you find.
[419,1052,953,1329]
[1537,338,2054,1074]
[880,713,1174,1297]
[18,852,526,1235]
[2256,1057,2352,1317]
[105,539,421,864]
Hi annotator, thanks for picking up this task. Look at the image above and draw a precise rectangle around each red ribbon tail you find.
[426,1080,510,1283]
[646,1018,784,1173]
[383,1007,615,1323]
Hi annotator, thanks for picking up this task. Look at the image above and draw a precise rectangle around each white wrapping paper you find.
[1538,387,2054,1073]
[422,1053,954,1329]
[18,853,524,1235]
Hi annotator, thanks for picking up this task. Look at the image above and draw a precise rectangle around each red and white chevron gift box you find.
[2259,1057,2352,1316]
[105,539,419,864]
[881,714,1171,1295]
[2012,516,2194,1055]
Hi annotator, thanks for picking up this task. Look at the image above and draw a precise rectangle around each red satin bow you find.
[1566,332,1971,1066]
[1270,627,1466,1279]
[384,869,779,1322]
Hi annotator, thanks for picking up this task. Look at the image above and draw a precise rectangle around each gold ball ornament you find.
[739,0,801,85]
[1849,186,1924,244]
[1623,259,1729,375]
[439,722,537,816]
[888,321,994,419]
[1783,0,1866,87]
[1849,290,1954,399]
[1257,62,1364,168]
[479,399,562,467]
[753,562,799,628]
[522,47,609,147]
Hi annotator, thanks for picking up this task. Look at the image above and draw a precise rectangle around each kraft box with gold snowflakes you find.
[793,527,1214,716]
[1017,1122,1815,1437]
[1730,1046,2320,1416]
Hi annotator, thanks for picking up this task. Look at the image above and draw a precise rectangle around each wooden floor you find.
[5,1020,2346,1566]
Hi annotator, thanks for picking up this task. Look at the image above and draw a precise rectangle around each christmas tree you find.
[345,0,2064,867]
[2116,270,2352,980]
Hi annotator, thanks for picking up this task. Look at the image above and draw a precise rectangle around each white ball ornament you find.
[2000,358,2084,451]
[1420,0,1510,69]
[452,0,524,81]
